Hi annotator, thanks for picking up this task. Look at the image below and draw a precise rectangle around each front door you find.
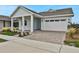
[24,19,30,30]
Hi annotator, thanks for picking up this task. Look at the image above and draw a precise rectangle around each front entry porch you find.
[11,15,41,33]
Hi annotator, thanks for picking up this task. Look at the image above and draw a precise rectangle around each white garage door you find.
[0,21,3,29]
[41,19,68,31]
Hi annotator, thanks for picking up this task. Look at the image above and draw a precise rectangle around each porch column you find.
[30,15,33,32]
[11,18,13,31]
[22,16,25,32]
[19,19,21,30]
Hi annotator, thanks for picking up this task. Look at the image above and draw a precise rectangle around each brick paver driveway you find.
[24,31,66,44]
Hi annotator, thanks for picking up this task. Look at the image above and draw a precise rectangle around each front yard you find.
[0,27,18,36]
[0,38,7,43]
[64,39,79,47]
[1,31,17,36]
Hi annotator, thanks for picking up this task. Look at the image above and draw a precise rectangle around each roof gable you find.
[11,6,32,17]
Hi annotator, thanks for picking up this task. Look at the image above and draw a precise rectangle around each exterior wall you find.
[33,18,41,30]
[41,17,69,32]
[12,8,31,17]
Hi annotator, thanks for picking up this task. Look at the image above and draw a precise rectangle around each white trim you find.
[11,14,32,18]
[22,16,25,32]
[42,17,71,20]
[30,15,33,32]
[11,18,14,31]
[43,14,74,18]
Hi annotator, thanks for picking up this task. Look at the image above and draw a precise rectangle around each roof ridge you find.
[39,8,73,13]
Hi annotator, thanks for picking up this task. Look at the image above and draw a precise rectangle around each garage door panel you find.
[41,19,68,31]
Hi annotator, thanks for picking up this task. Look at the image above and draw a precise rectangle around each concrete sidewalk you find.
[0,41,50,53]
[0,34,79,53]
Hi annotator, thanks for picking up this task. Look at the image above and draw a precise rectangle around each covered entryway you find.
[11,15,41,32]
[10,6,42,33]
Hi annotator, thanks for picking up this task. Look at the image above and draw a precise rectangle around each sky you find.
[0,5,79,24]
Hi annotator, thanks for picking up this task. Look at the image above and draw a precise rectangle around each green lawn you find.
[64,39,79,47]
[0,38,7,43]
[1,31,17,36]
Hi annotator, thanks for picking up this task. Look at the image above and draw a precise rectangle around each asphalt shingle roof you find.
[11,6,74,17]
[0,15,10,21]
[39,8,74,16]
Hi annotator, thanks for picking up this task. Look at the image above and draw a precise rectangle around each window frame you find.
[50,20,54,22]
[61,19,66,21]
[54,20,59,22]
[45,20,49,22]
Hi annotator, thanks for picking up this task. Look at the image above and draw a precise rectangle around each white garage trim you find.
[41,17,69,31]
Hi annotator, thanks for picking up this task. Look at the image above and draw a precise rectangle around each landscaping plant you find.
[67,27,76,39]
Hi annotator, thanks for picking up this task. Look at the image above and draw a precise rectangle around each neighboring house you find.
[10,6,74,33]
[0,15,11,29]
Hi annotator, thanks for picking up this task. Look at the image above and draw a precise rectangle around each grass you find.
[1,31,17,36]
[0,38,7,43]
[64,39,79,47]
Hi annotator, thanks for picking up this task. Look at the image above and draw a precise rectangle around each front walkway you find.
[0,34,79,53]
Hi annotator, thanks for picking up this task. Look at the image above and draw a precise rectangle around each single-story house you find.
[0,6,74,44]
[0,6,74,33]
[0,15,11,29]
[10,6,74,33]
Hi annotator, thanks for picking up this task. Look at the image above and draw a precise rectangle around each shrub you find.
[75,41,79,47]
[13,27,17,32]
[2,27,10,32]
[18,32,25,37]
[64,40,79,47]
[67,27,77,39]
[18,32,30,37]
[64,40,75,45]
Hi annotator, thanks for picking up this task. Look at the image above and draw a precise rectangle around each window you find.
[25,20,27,26]
[61,19,66,21]
[45,20,49,22]
[50,20,54,22]
[54,20,59,22]
[13,22,19,27]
